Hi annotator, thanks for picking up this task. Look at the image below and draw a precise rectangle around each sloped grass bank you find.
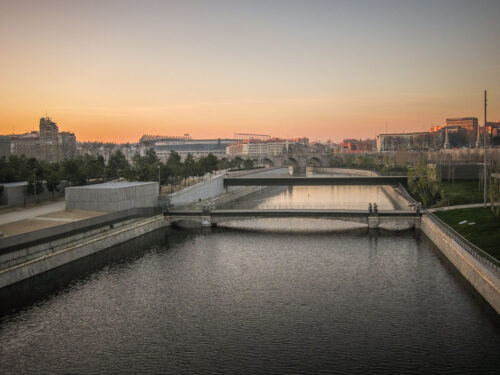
[435,207,500,260]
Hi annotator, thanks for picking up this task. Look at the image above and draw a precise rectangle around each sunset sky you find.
[1,0,499,143]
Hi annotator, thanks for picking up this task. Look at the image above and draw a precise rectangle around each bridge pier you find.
[201,215,212,227]
[368,216,379,229]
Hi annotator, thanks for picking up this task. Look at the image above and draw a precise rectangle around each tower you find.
[444,128,450,150]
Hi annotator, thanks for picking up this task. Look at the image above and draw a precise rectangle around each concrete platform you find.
[66,181,159,212]
[0,210,105,236]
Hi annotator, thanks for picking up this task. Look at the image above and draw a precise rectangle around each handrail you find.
[396,181,499,274]
[397,183,418,206]
[424,209,500,274]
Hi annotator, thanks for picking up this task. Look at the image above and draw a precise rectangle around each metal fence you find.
[397,183,418,206]
[424,209,500,274]
[397,182,499,274]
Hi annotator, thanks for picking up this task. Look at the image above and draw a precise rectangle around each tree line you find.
[0,150,257,197]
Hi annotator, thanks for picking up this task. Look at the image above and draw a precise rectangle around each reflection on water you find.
[221,185,394,210]
[0,178,499,374]
[0,227,499,375]
[256,185,394,210]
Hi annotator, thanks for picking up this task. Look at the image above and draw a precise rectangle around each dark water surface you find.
[1,186,499,374]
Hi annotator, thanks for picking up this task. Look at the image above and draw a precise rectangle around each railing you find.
[424,209,500,274]
[397,183,418,206]
[0,207,162,254]
[232,202,395,210]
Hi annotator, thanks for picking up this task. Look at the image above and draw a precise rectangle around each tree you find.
[82,155,105,182]
[243,159,254,169]
[45,170,60,200]
[217,157,232,170]
[232,156,243,169]
[199,153,218,175]
[166,151,183,188]
[106,150,130,180]
[61,158,86,186]
[408,162,442,207]
[184,154,197,182]
[490,176,500,217]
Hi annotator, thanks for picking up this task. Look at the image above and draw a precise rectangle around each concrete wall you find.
[437,163,484,180]
[0,207,159,254]
[66,182,159,212]
[169,167,289,206]
[420,215,500,314]
[0,181,67,206]
[170,175,225,206]
[309,167,377,177]
[0,215,166,289]
[0,183,27,206]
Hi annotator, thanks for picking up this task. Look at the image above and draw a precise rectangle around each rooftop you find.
[68,181,157,189]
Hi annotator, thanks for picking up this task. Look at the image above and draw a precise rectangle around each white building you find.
[226,139,290,156]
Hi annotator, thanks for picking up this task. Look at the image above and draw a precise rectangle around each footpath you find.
[0,201,103,236]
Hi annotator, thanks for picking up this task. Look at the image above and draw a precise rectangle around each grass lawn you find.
[436,180,485,207]
[435,207,500,260]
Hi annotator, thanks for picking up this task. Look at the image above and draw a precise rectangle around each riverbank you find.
[435,207,500,260]
[0,167,290,289]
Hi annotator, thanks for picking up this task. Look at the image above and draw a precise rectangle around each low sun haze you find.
[1,0,499,142]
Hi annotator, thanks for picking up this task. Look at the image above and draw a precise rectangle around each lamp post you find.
[158,164,161,194]
[484,90,487,208]
[33,168,37,203]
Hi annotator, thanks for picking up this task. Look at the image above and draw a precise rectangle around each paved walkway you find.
[429,203,492,212]
[0,201,66,225]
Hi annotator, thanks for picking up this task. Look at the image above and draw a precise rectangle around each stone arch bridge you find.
[256,153,331,172]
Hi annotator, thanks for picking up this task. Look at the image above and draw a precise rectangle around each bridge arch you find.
[285,157,299,168]
[307,156,322,167]
[261,157,274,167]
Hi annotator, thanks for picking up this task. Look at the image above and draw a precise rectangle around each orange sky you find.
[1,1,499,143]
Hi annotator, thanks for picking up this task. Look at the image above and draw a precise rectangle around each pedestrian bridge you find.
[224,176,407,187]
[164,208,420,229]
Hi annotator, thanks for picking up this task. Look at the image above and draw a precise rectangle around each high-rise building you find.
[445,117,478,147]
[59,131,77,159]
[226,139,294,157]
[10,131,40,158]
[0,135,12,158]
[39,117,59,162]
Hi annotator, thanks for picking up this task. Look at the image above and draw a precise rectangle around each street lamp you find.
[158,164,161,194]
[33,168,37,202]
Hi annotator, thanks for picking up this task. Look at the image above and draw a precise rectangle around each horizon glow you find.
[1,0,499,143]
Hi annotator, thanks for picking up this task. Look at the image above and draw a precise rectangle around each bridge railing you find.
[397,183,418,207]
[223,202,395,210]
[424,209,500,275]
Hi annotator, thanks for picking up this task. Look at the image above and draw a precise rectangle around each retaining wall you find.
[0,215,166,289]
[169,167,289,206]
[0,207,160,254]
[420,215,500,314]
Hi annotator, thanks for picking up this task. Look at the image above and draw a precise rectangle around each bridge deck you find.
[166,209,419,218]
[223,176,407,186]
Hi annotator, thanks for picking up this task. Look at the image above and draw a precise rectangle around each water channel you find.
[0,183,499,374]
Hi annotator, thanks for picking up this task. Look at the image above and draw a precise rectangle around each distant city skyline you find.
[1,0,499,142]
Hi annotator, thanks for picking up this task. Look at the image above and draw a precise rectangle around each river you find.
[0,184,499,374]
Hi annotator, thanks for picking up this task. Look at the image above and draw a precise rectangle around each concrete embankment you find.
[0,214,166,289]
[169,167,290,207]
[420,215,500,314]
[314,167,500,313]
[0,167,289,288]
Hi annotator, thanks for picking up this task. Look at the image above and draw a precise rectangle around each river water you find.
[0,184,499,374]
